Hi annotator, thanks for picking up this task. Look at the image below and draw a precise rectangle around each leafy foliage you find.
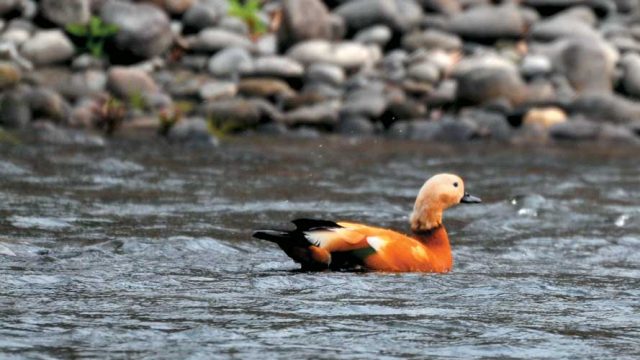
[66,16,119,58]
[228,0,267,36]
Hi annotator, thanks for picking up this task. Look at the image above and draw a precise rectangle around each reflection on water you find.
[1,137,639,358]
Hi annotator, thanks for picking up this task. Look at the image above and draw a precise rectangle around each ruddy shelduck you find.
[253,173,481,272]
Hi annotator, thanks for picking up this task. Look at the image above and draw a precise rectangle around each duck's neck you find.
[413,225,453,271]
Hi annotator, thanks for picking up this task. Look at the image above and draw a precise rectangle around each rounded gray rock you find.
[620,53,640,99]
[100,2,173,60]
[353,25,392,47]
[280,0,332,47]
[182,0,227,32]
[20,30,74,65]
[250,56,304,78]
[107,67,159,99]
[190,28,254,52]
[207,47,253,77]
[306,63,346,86]
[40,0,90,27]
[447,4,526,40]
[335,0,424,32]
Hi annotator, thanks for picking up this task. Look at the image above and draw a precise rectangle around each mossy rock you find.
[0,62,22,90]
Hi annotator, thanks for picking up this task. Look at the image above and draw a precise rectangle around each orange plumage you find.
[253,174,481,273]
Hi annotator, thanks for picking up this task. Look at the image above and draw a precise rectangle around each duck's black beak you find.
[460,193,482,204]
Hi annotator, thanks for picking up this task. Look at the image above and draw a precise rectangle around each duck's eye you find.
[453,182,459,188]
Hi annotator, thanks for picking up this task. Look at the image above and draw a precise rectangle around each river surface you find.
[1,136,639,359]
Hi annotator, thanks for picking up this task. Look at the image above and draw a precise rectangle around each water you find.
[1,137,639,359]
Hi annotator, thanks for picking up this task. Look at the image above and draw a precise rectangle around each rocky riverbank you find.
[1,0,640,145]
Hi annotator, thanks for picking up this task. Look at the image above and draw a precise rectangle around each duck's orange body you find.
[253,219,453,273]
[340,223,453,273]
[253,173,480,273]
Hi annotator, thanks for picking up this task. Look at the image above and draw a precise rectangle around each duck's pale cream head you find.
[410,173,481,233]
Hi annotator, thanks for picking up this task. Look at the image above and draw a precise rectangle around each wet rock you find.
[437,118,479,141]
[426,79,456,107]
[71,54,107,70]
[530,6,600,41]
[0,88,32,128]
[465,110,511,140]
[341,85,388,118]
[354,25,392,47]
[143,92,173,112]
[207,47,253,78]
[525,79,556,103]
[569,93,640,124]
[306,63,345,86]
[255,122,288,135]
[0,1,19,16]
[1,20,32,46]
[249,56,304,78]
[549,118,600,140]
[599,123,639,143]
[199,81,237,101]
[198,98,281,127]
[0,61,21,89]
[287,40,379,69]
[283,101,340,126]
[20,30,74,65]
[40,0,90,26]
[455,62,526,106]
[238,78,295,98]
[107,67,159,99]
[336,115,375,136]
[27,88,71,122]
[190,28,254,52]
[280,0,332,48]
[523,107,567,129]
[256,33,278,55]
[167,117,218,146]
[385,89,427,121]
[620,53,640,99]
[61,70,107,100]
[418,0,461,15]
[382,49,408,82]
[335,0,424,32]
[182,0,227,32]
[163,0,197,15]
[520,54,552,78]
[218,16,249,36]
[101,1,173,60]
[299,82,343,101]
[402,29,462,51]
[447,4,527,40]
[407,61,440,83]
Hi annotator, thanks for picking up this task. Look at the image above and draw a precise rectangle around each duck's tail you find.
[253,219,341,270]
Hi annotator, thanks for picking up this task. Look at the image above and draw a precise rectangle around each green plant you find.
[228,0,267,37]
[66,16,119,58]
[0,127,20,145]
[129,92,146,111]
[158,107,183,138]
[94,96,126,135]
[207,117,243,139]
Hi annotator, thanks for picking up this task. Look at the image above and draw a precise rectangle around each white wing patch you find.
[304,230,336,247]
[366,236,386,252]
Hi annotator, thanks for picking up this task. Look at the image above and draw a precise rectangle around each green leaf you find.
[65,23,87,36]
